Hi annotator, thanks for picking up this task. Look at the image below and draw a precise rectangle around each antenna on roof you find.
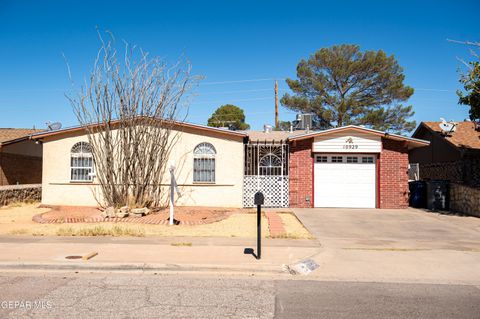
[438,118,457,136]
[46,122,62,131]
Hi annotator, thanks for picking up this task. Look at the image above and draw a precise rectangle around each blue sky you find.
[0,0,478,132]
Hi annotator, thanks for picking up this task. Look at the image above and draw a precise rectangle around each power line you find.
[414,88,456,93]
[201,78,285,85]
[190,96,273,104]
[187,110,296,119]
[198,88,272,95]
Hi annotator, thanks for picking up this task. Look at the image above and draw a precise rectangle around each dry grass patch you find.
[56,225,145,237]
[342,247,431,252]
[0,204,268,238]
[277,213,314,239]
[8,228,29,235]
[5,201,40,208]
[0,204,313,239]
[171,242,193,247]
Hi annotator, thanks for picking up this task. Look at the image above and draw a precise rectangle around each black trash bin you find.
[426,180,449,211]
[409,181,427,208]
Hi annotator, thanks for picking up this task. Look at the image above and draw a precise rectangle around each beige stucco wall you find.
[41,128,244,207]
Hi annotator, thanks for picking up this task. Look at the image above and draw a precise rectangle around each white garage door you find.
[314,154,376,208]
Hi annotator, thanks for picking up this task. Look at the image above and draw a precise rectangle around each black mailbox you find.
[253,191,264,260]
[254,192,264,206]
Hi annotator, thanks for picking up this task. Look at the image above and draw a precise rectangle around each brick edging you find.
[32,213,229,226]
[265,212,286,237]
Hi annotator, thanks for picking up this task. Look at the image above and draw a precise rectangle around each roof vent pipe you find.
[264,124,273,133]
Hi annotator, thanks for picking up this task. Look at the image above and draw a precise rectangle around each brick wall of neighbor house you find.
[0,152,42,186]
[419,161,464,183]
[419,158,480,186]
[379,138,409,209]
[289,138,313,208]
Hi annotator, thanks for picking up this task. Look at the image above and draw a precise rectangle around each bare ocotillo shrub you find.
[67,33,199,208]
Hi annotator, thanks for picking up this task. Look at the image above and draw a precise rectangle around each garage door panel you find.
[314,154,376,208]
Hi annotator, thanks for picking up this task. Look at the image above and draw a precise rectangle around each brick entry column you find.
[289,138,313,208]
[379,138,409,208]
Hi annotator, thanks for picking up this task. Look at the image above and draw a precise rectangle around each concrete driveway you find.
[293,208,480,250]
[292,208,480,284]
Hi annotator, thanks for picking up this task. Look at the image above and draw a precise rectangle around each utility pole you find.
[275,80,279,129]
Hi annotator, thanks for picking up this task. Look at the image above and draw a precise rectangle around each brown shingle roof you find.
[422,121,480,149]
[0,128,43,143]
[242,130,309,143]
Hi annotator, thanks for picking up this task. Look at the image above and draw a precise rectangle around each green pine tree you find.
[207,104,250,130]
[458,60,480,120]
[281,44,416,134]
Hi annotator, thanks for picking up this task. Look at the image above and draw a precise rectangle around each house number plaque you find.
[343,137,358,149]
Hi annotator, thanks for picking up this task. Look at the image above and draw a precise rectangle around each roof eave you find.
[0,135,34,147]
[30,120,248,140]
[287,125,430,148]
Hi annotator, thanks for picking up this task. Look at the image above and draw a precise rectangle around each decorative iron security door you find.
[243,142,289,207]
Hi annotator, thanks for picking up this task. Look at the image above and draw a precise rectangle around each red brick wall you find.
[288,137,409,209]
[0,152,42,186]
[289,138,313,208]
[379,138,409,208]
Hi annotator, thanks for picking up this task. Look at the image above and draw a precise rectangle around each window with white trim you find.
[315,156,328,163]
[193,142,216,183]
[362,156,374,163]
[70,142,94,182]
[331,156,343,163]
[347,156,358,163]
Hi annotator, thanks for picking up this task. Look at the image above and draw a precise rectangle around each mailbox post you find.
[254,191,264,260]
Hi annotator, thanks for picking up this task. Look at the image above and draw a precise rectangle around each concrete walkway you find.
[0,236,319,275]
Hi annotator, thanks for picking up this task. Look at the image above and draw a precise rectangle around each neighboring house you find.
[0,128,43,185]
[409,121,480,186]
[30,121,429,209]
[31,122,246,207]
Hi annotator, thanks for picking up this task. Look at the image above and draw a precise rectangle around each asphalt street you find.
[1,272,479,319]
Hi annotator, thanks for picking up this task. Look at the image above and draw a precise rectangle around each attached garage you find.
[288,125,429,209]
[314,154,376,208]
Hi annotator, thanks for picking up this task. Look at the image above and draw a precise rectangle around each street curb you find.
[0,261,287,275]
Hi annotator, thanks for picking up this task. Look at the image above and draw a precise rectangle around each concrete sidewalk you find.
[0,236,320,275]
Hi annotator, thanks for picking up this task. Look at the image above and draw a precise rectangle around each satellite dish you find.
[46,122,62,131]
[438,118,457,135]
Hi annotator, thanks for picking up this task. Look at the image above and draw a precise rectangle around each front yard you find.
[0,203,313,239]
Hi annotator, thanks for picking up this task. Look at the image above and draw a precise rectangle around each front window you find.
[70,142,94,182]
[193,142,216,183]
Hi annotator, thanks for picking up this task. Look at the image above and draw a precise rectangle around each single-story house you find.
[29,120,429,209]
[409,121,480,186]
[31,121,247,207]
[0,128,43,185]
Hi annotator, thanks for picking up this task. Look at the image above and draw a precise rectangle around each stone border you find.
[450,183,480,218]
[32,212,229,226]
[0,184,41,206]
